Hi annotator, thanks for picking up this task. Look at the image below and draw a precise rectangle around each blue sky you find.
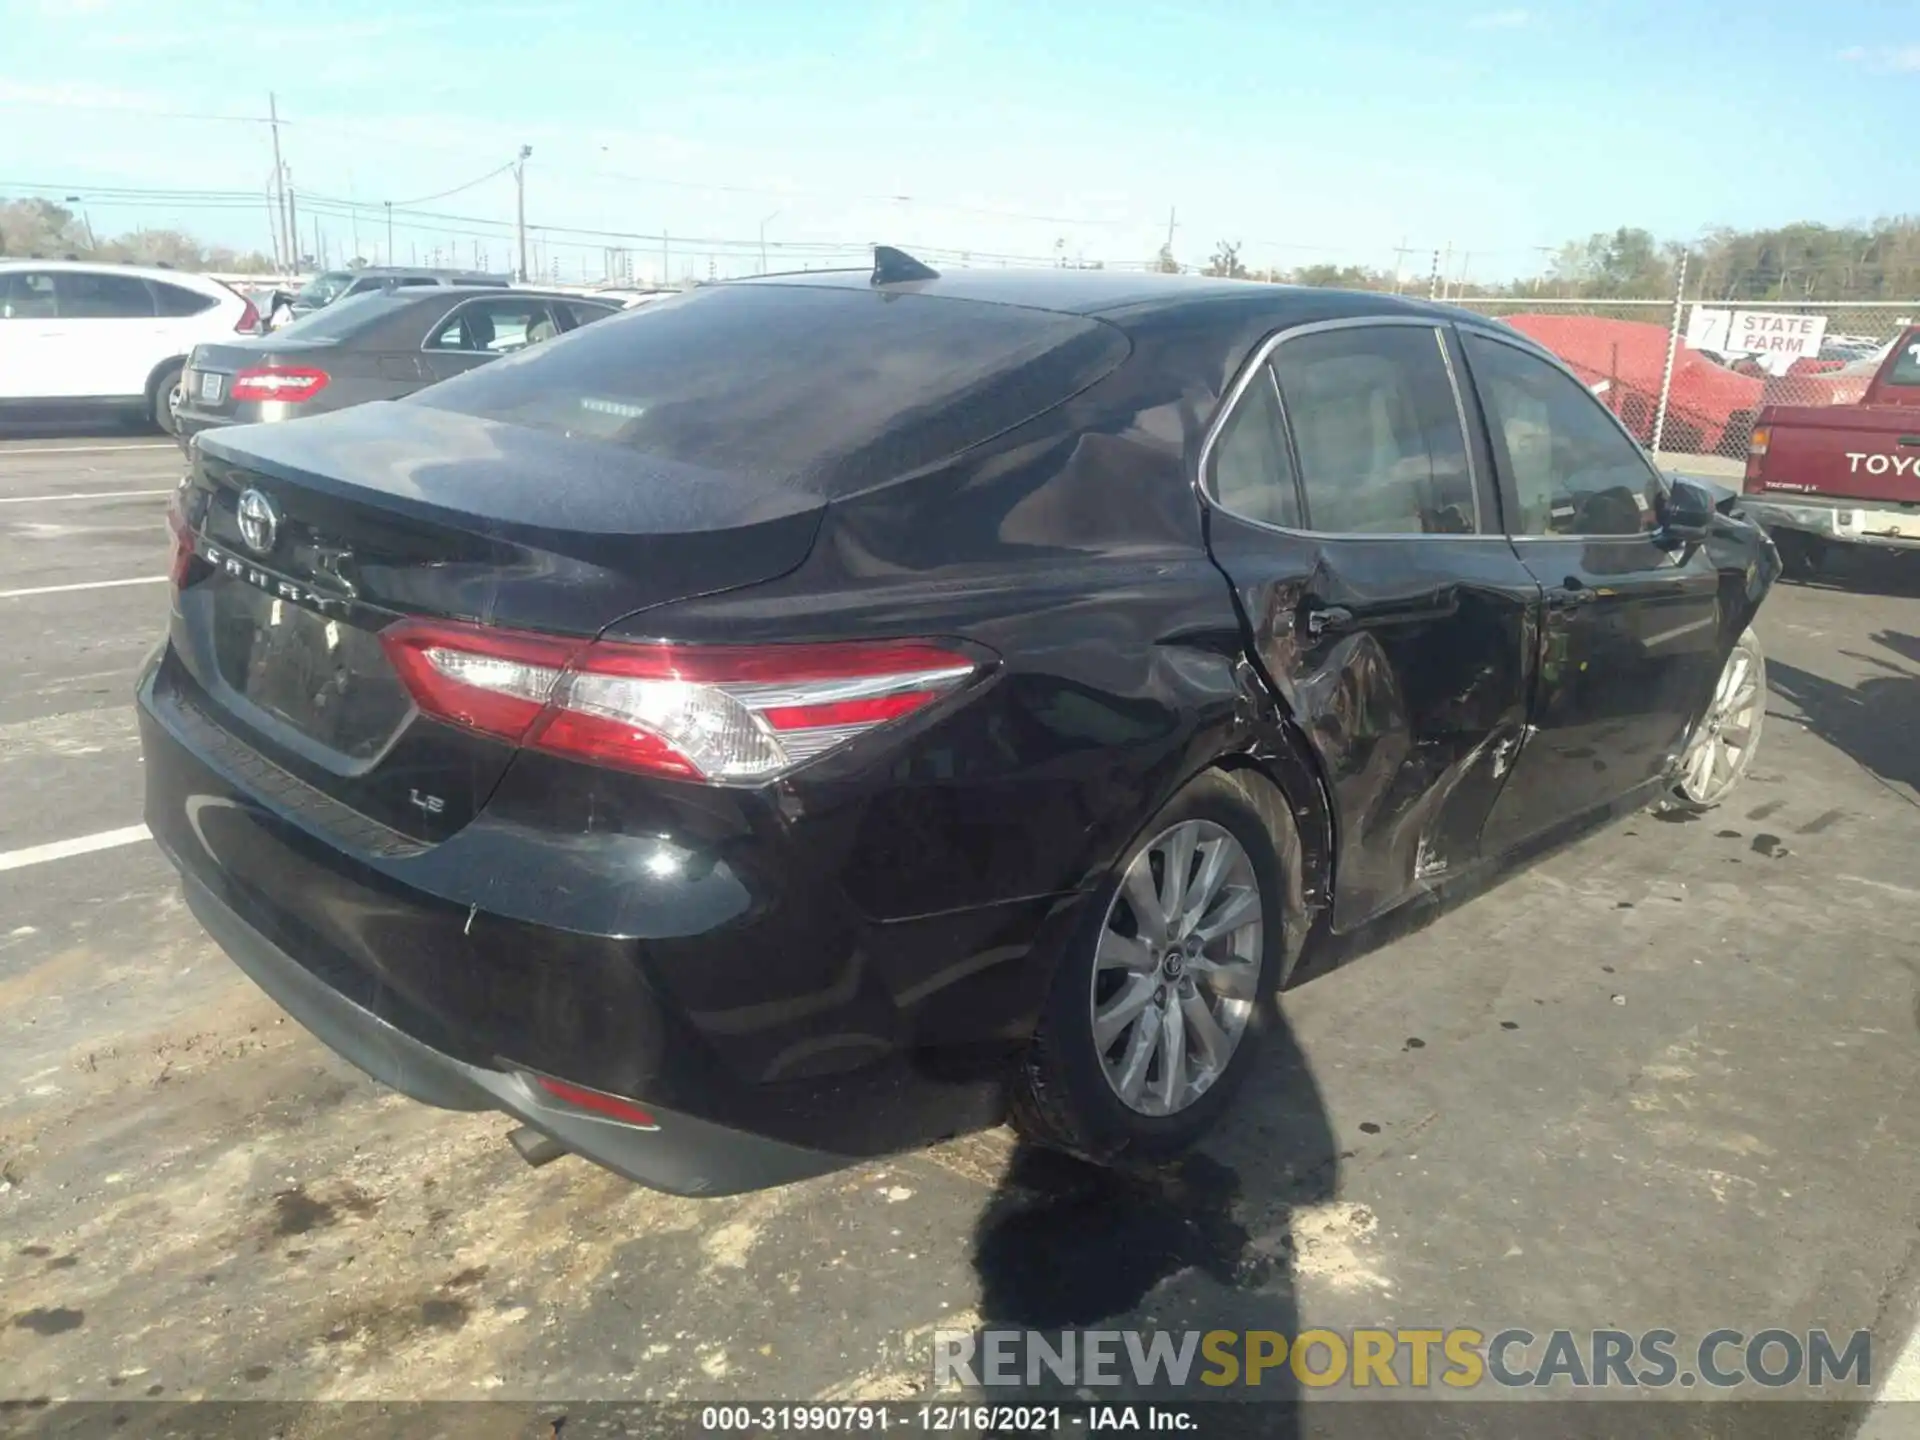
[2,0,1916,282]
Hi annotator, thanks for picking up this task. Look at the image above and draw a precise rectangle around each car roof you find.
[341,267,509,281]
[735,265,1471,328]
[748,268,1451,318]
[0,258,232,293]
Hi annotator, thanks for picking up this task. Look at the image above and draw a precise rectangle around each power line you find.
[388,162,516,208]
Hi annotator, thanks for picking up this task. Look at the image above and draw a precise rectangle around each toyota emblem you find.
[236,488,279,555]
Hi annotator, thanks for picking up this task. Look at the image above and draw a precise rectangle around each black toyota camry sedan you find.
[138,251,1779,1195]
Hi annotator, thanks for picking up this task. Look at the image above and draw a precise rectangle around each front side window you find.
[1463,331,1660,538]
[1270,325,1476,535]
[0,270,57,319]
[1208,366,1302,529]
[53,271,155,319]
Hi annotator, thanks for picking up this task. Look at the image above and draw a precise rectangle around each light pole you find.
[759,211,781,275]
[384,200,393,266]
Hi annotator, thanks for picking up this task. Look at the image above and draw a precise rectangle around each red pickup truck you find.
[1739,324,1920,574]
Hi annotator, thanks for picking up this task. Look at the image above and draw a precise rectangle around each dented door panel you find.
[1207,517,1541,931]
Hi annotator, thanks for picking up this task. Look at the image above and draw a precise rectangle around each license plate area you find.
[206,580,411,762]
[199,371,225,403]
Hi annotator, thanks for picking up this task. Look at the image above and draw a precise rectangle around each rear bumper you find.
[171,860,838,1195]
[1735,496,1920,552]
[138,646,1064,1191]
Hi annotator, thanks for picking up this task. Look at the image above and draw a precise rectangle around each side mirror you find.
[1659,476,1716,546]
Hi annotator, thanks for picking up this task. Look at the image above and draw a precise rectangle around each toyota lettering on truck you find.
[1738,322,1920,575]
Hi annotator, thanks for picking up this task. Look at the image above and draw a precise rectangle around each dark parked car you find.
[286,266,511,317]
[173,287,619,448]
[139,254,1779,1197]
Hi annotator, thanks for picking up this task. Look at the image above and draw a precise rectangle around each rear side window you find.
[54,271,156,318]
[1889,333,1920,388]
[1208,366,1303,529]
[1271,325,1476,535]
[0,270,57,319]
[558,300,619,330]
[426,298,558,352]
[415,284,1131,495]
[152,281,218,317]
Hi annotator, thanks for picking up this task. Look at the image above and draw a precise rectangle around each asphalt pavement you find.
[3,434,1920,1439]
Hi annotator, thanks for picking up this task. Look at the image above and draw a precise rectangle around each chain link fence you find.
[1448,297,1918,471]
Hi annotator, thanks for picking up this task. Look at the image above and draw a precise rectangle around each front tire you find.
[1661,627,1765,813]
[1009,768,1301,1165]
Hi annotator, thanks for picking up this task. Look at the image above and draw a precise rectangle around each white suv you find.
[0,261,260,434]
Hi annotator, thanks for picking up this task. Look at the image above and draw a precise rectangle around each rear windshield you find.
[411,284,1130,495]
[271,290,414,341]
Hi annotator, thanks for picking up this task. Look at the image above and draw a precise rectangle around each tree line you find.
[1192,216,1920,302]
[9,190,1917,300]
[2,196,280,273]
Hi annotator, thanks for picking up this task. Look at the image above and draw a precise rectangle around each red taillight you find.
[165,488,192,587]
[377,619,983,783]
[235,298,261,334]
[231,366,329,403]
[530,1076,657,1129]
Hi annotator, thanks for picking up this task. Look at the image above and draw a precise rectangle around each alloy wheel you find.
[1090,819,1263,1117]
[1677,633,1764,806]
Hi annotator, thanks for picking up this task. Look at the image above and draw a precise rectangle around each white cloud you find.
[1469,8,1532,28]
[1839,44,1920,72]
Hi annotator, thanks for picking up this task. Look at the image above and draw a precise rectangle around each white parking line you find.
[0,575,168,600]
[0,824,150,875]
[0,443,175,455]
[0,489,173,504]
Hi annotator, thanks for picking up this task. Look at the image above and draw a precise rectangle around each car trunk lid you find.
[165,402,824,844]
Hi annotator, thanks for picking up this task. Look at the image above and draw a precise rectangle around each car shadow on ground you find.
[1781,552,1920,601]
[966,1006,1329,1433]
[1767,632,1920,796]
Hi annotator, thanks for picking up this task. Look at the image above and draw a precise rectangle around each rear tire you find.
[149,362,184,437]
[1008,768,1302,1166]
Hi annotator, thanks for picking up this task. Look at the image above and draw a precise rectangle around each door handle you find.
[1546,583,1596,611]
[1302,605,1356,638]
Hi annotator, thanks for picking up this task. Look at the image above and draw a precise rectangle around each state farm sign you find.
[1685,306,1829,362]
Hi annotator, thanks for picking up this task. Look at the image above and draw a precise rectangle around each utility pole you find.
[514,145,532,282]
[759,211,780,275]
[1391,236,1414,294]
[287,186,299,270]
[1426,249,1442,300]
[1437,241,1453,301]
[267,92,290,273]
[662,231,670,286]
